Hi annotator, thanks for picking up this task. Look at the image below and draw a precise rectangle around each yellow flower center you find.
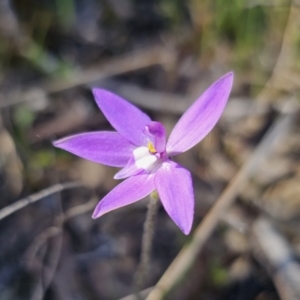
[147,142,156,154]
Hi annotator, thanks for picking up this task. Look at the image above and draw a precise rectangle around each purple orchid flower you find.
[54,72,233,234]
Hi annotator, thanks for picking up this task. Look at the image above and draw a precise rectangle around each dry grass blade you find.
[119,287,153,300]
[0,45,176,108]
[43,46,176,94]
[257,3,300,103]
[24,196,98,268]
[0,181,82,221]
[25,195,98,300]
[146,110,296,300]
[252,218,300,300]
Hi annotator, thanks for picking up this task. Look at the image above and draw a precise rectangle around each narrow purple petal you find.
[114,146,158,179]
[144,121,166,153]
[155,161,194,234]
[93,89,151,146]
[113,156,141,179]
[167,72,233,155]
[92,174,155,218]
[54,132,135,167]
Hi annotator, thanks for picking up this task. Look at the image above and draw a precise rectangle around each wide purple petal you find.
[167,72,233,155]
[155,161,194,234]
[54,132,135,167]
[92,174,155,218]
[93,89,151,146]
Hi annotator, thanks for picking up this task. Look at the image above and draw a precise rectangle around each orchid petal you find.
[93,89,151,146]
[155,161,194,234]
[114,158,141,179]
[114,146,158,179]
[113,157,141,179]
[92,174,155,218]
[54,132,134,167]
[167,72,233,155]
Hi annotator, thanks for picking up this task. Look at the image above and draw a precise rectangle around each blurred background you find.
[1,0,300,299]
